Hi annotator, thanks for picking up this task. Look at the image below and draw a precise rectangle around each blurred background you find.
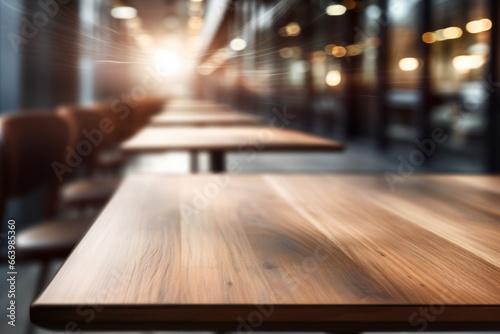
[1,0,499,175]
[1,0,500,333]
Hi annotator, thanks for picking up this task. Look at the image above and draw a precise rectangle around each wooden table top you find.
[150,112,262,126]
[31,174,500,331]
[163,105,232,113]
[121,126,344,153]
[168,100,219,106]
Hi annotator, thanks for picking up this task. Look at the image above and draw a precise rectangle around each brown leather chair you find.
[140,96,167,122]
[0,112,94,290]
[90,102,135,171]
[57,106,122,209]
[133,96,167,131]
[91,97,166,171]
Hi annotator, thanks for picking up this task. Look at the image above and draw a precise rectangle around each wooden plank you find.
[31,174,500,331]
[121,126,344,153]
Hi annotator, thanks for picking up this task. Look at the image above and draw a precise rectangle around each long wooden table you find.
[151,112,262,127]
[167,100,220,107]
[31,174,500,331]
[121,126,344,172]
[162,105,232,113]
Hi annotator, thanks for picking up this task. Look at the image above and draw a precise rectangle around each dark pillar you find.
[374,0,389,149]
[486,0,500,173]
[20,0,80,109]
[417,0,432,141]
[343,6,362,138]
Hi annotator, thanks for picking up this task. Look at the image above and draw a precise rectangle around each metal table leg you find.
[190,151,199,173]
[209,151,226,173]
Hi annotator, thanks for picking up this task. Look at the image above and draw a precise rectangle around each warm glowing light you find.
[154,50,181,76]
[311,51,327,63]
[434,27,462,41]
[422,32,436,43]
[110,6,137,19]
[230,38,247,51]
[279,47,293,59]
[285,22,301,36]
[280,47,302,58]
[434,29,445,41]
[325,44,335,55]
[466,18,492,34]
[326,70,341,86]
[189,2,203,15]
[342,0,356,10]
[346,44,362,56]
[280,23,301,37]
[452,55,486,72]
[332,46,347,57]
[398,57,419,71]
[326,4,347,16]
[442,27,462,39]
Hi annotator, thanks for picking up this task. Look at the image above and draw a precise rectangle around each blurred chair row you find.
[0,96,166,291]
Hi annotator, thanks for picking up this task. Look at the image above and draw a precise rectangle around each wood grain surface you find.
[150,112,262,126]
[31,174,500,331]
[120,126,344,153]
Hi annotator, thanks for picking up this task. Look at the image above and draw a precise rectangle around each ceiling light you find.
[154,50,181,76]
[452,55,486,72]
[398,58,419,71]
[285,22,301,36]
[230,38,247,51]
[111,6,137,19]
[422,32,437,44]
[332,46,347,57]
[346,44,362,56]
[466,18,492,34]
[442,27,462,39]
[326,70,341,86]
[326,4,347,16]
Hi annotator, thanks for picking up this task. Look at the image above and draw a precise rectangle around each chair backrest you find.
[136,96,167,128]
[0,112,71,220]
[91,101,134,142]
[58,105,114,175]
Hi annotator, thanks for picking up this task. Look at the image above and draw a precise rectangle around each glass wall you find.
[196,0,498,172]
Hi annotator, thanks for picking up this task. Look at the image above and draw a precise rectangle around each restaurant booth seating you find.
[0,113,94,292]
[57,105,122,210]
